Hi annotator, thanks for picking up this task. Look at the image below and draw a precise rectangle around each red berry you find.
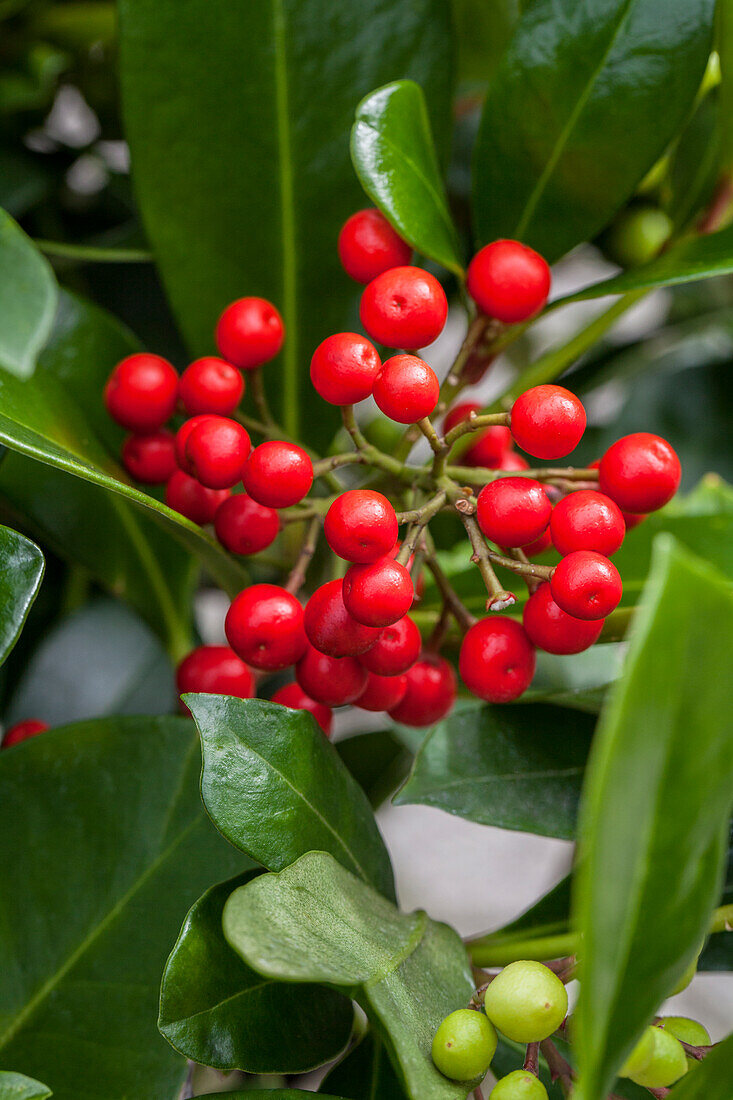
[459,617,535,703]
[2,719,49,748]
[310,332,381,405]
[166,470,229,525]
[388,655,456,727]
[622,510,646,530]
[523,583,604,655]
[296,643,368,706]
[214,493,279,555]
[551,488,626,558]
[550,551,622,620]
[184,416,251,489]
[360,266,448,350]
[338,208,412,284]
[372,354,440,423]
[359,614,421,675]
[465,426,513,469]
[343,557,414,627]
[271,683,333,737]
[599,432,681,513]
[355,671,408,712]
[519,528,554,558]
[497,451,530,471]
[304,579,382,657]
[174,414,219,472]
[215,297,284,370]
[226,584,307,671]
[324,489,398,563]
[510,385,586,460]
[104,353,178,432]
[476,478,552,547]
[179,357,244,416]
[466,240,551,323]
[176,645,254,700]
[443,401,480,434]
[242,441,313,508]
[121,430,177,484]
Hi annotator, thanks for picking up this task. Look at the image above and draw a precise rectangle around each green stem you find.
[36,240,154,263]
[250,367,278,432]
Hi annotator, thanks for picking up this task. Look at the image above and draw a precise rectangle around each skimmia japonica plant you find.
[0,2,731,1100]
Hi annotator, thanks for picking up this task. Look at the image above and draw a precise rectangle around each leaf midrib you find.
[409,765,584,793]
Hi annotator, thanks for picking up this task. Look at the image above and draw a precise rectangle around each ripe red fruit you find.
[304,579,382,657]
[360,266,448,350]
[242,441,313,508]
[510,384,586,460]
[622,510,646,531]
[442,402,512,467]
[225,584,307,670]
[296,643,368,706]
[359,614,421,675]
[518,529,554,558]
[459,617,536,703]
[372,354,440,424]
[550,551,623,620]
[214,493,279,555]
[599,432,681,513]
[443,401,480,434]
[310,332,382,405]
[325,489,398,563]
[355,671,408,712]
[466,240,551,323]
[388,655,456,727]
[523,583,604,655]
[121,430,177,484]
[343,557,414,627]
[176,645,254,700]
[2,719,49,748]
[174,414,219,472]
[166,470,229,525]
[271,683,333,737]
[104,353,178,432]
[550,490,625,557]
[179,357,244,416]
[338,208,412,284]
[215,297,284,370]
[497,451,530,471]
[476,478,552,547]
[184,416,251,489]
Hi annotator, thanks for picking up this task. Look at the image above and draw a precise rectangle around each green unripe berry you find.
[604,205,673,268]
[670,939,705,995]
[489,1069,549,1099]
[484,960,568,1043]
[431,1008,498,1081]
[619,1026,656,1078]
[629,1027,688,1089]
[660,1016,711,1067]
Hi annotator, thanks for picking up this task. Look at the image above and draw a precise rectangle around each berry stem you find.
[342,404,430,483]
[395,491,448,563]
[418,415,443,456]
[249,366,278,431]
[443,411,511,450]
[540,1040,575,1094]
[423,547,477,633]
[312,452,365,476]
[485,550,554,582]
[524,1042,540,1075]
[395,490,448,527]
[460,511,516,611]
[341,404,371,451]
[285,517,320,595]
[677,1040,713,1062]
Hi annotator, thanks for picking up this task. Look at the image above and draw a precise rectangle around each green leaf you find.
[473,0,715,261]
[573,536,733,1100]
[197,1093,348,1100]
[189,695,395,901]
[0,209,57,378]
[451,0,520,86]
[159,874,352,1072]
[667,89,721,231]
[0,525,43,668]
[395,703,594,839]
[336,729,412,808]
[0,1072,51,1100]
[118,0,453,446]
[321,1031,408,1099]
[223,851,476,1100]
[351,80,463,276]
[660,1034,733,1099]
[0,716,248,1099]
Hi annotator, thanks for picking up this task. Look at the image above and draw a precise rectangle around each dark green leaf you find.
[189,695,395,900]
[336,729,412,808]
[667,90,721,231]
[0,716,248,1099]
[119,0,453,446]
[658,1034,733,1100]
[351,80,463,275]
[0,1072,51,1100]
[223,852,476,1100]
[0,525,43,668]
[321,1031,407,1099]
[395,703,594,839]
[473,0,715,261]
[573,537,733,1100]
[452,0,520,85]
[491,1038,563,1099]
[159,874,352,1072]
[0,210,57,378]
[197,1093,348,1099]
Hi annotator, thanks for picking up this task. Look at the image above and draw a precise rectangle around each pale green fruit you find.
[484,960,568,1043]
[432,1009,498,1081]
[630,1027,688,1089]
[604,205,673,268]
[660,1016,711,1067]
[489,1069,549,1099]
[619,1026,656,1078]
[670,939,705,995]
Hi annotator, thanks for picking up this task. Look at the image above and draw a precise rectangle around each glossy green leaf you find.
[573,537,733,1100]
[336,729,411,808]
[321,1031,407,1099]
[0,525,43,668]
[473,0,715,261]
[395,703,594,839]
[351,80,463,275]
[0,716,248,1099]
[0,1072,51,1100]
[189,695,395,901]
[667,89,721,231]
[452,0,520,85]
[223,852,476,1100]
[661,1033,733,1099]
[159,873,352,1072]
[0,209,56,378]
[119,0,452,446]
